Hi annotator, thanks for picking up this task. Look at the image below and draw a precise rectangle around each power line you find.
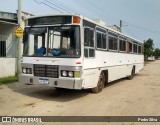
[72,0,120,25]
[44,0,72,14]
[85,0,160,35]
[86,0,120,22]
[124,26,141,40]
[52,0,81,14]
[35,0,81,14]
[35,0,113,22]
[74,0,160,36]
[122,20,160,35]
[34,0,160,37]
[34,0,63,13]
[73,0,100,18]
[77,0,107,19]
[34,0,42,4]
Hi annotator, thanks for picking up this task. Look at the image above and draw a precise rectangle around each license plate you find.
[39,78,49,84]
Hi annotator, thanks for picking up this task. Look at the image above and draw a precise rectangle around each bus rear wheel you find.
[127,67,135,80]
[92,71,105,93]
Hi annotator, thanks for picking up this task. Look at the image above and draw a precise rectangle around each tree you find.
[154,48,160,58]
[144,39,154,60]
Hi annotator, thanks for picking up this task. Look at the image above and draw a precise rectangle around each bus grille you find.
[34,65,59,78]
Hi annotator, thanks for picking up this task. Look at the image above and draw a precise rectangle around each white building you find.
[0,11,33,78]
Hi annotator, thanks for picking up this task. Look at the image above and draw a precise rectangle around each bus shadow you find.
[6,74,142,102]
[6,83,90,102]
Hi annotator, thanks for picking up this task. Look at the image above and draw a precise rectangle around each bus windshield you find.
[23,26,80,58]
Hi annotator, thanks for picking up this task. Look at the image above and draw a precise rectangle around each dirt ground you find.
[0,60,160,125]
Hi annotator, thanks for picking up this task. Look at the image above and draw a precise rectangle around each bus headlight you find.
[68,71,74,77]
[22,68,32,74]
[26,68,32,74]
[22,68,27,74]
[61,70,80,78]
[62,71,67,77]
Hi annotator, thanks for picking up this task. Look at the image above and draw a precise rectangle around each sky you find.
[0,0,160,48]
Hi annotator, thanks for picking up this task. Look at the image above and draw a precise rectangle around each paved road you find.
[0,60,160,125]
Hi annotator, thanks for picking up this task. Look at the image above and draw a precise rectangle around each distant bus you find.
[19,14,144,93]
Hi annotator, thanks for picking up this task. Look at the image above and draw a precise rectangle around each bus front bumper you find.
[19,75,83,90]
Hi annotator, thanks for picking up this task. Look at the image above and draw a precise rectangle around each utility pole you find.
[17,0,22,75]
[120,20,122,32]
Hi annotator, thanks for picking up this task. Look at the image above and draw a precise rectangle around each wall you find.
[0,23,18,58]
[0,58,16,78]
[0,11,33,78]
[0,11,17,21]
[0,23,17,36]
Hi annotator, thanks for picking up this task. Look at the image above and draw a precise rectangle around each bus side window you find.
[138,45,142,54]
[108,36,118,50]
[133,43,138,53]
[108,32,118,51]
[96,32,106,49]
[84,27,95,58]
[119,39,126,52]
[127,41,133,53]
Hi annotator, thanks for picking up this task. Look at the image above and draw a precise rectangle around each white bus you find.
[19,14,144,93]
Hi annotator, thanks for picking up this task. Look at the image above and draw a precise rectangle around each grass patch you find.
[0,76,18,85]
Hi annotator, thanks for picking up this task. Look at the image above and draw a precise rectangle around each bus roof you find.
[26,14,143,44]
[26,13,81,20]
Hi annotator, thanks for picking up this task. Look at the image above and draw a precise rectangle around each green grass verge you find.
[0,76,18,85]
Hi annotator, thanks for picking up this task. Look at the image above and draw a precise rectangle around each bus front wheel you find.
[91,71,105,93]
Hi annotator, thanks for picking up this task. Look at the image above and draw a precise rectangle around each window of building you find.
[0,41,6,57]
[84,27,95,57]
[96,32,106,49]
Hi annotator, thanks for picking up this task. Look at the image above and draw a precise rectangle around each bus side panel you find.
[126,64,134,76]
[82,64,134,89]
[83,69,101,89]
[135,63,144,74]
[106,65,131,83]
[82,51,144,89]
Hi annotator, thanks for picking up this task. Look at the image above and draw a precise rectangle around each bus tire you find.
[91,71,105,93]
[127,67,135,80]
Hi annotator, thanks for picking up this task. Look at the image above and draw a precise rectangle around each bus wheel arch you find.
[127,66,135,80]
[91,71,106,93]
